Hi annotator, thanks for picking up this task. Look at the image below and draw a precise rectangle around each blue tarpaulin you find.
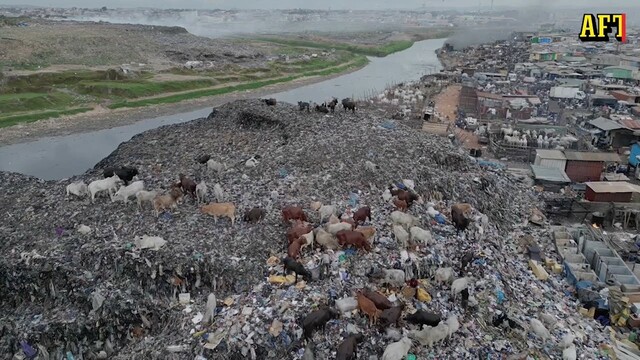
[477,160,506,169]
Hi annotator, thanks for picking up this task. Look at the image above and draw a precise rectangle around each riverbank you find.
[0,64,369,146]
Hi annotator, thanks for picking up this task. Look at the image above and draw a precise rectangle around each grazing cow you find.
[298,101,310,112]
[282,206,308,223]
[326,98,338,113]
[379,303,405,328]
[342,98,356,113]
[451,203,473,235]
[356,292,381,325]
[393,198,408,212]
[103,166,138,186]
[362,288,393,310]
[353,206,371,227]
[315,104,329,114]
[336,333,364,360]
[201,202,236,225]
[355,226,376,243]
[153,190,182,217]
[283,256,311,283]
[243,207,266,223]
[287,222,313,244]
[288,237,306,259]
[336,230,371,251]
[178,174,197,199]
[301,307,339,339]
[390,187,419,207]
[405,310,442,329]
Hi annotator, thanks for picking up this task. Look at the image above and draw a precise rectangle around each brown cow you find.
[336,230,371,251]
[356,292,381,325]
[282,206,308,223]
[179,174,197,199]
[393,198,408,212]
[288,237,306,259]
[352,206,371,227]
[287,222,313,244]
[355,226,376,242]
[390,188,419,207]
[451,203,473,235]
[362,288,393,310]
[201,202,236,225]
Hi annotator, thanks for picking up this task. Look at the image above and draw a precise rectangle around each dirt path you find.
[0,64,364,146]
[433,84,480,149]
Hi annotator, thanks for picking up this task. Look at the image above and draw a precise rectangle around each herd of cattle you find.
[257,96,357,114]
[64,157,500,359]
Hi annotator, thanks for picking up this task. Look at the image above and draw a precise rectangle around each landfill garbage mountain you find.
[0,99,608,359]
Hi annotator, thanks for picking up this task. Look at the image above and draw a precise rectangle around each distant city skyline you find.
[1,0,637,10]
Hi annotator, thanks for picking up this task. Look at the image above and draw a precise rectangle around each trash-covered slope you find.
[0,100,550,359]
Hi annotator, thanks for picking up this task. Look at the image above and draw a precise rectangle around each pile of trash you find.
[0,100,612,359]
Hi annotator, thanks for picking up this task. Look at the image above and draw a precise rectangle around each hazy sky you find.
[1,0,637,9]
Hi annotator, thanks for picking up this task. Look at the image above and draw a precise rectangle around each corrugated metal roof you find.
[536,149,567,160]
[530,165,571,183]
[475,91,504,100]
[620,119,640,129]
[588,117,627,131]
[604,173,630,181]
[564,151,622,162]
[585,181,640,193]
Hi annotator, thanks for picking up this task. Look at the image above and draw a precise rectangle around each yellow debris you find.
[266,256,280,266]
[529,260,549,280]
[416,288,432,302]
[268,274,296,285]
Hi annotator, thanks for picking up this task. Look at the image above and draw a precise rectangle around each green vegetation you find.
[1,41,375,126]
[254,37,415,57]
[0,107,92,128]
[108,55,368,109]
[255,29,453,57]
[0,91,77,113]
[75,79,217,98]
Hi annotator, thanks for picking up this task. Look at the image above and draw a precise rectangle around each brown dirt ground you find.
[433,84,480,149]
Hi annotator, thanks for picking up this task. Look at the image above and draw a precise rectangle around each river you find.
[0,38,445,180]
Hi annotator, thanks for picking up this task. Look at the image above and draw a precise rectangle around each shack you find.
[588,117,635,149]
[534,149,567,171]
[585,182,640,203]
[564,151,621,183]
[531,165,571,192]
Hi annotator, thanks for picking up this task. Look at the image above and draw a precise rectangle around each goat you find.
[66,181,88,198]
[196,181,208,204]
[112,180,144,204]
[88,175,122,203]
[136,190,157,210]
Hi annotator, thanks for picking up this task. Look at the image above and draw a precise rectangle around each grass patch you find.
[0,107,93,128]
[255,38,414,57]
[108,55,368,110]
[0,91,77,113]
[108,77,298,109]
[75,79,217,98]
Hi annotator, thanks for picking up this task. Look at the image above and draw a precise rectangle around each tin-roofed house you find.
[584,182,640,203]
[587,117,636,149]
[534,149,567,170]
[530,165,571,192]
[564,151,622,183]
